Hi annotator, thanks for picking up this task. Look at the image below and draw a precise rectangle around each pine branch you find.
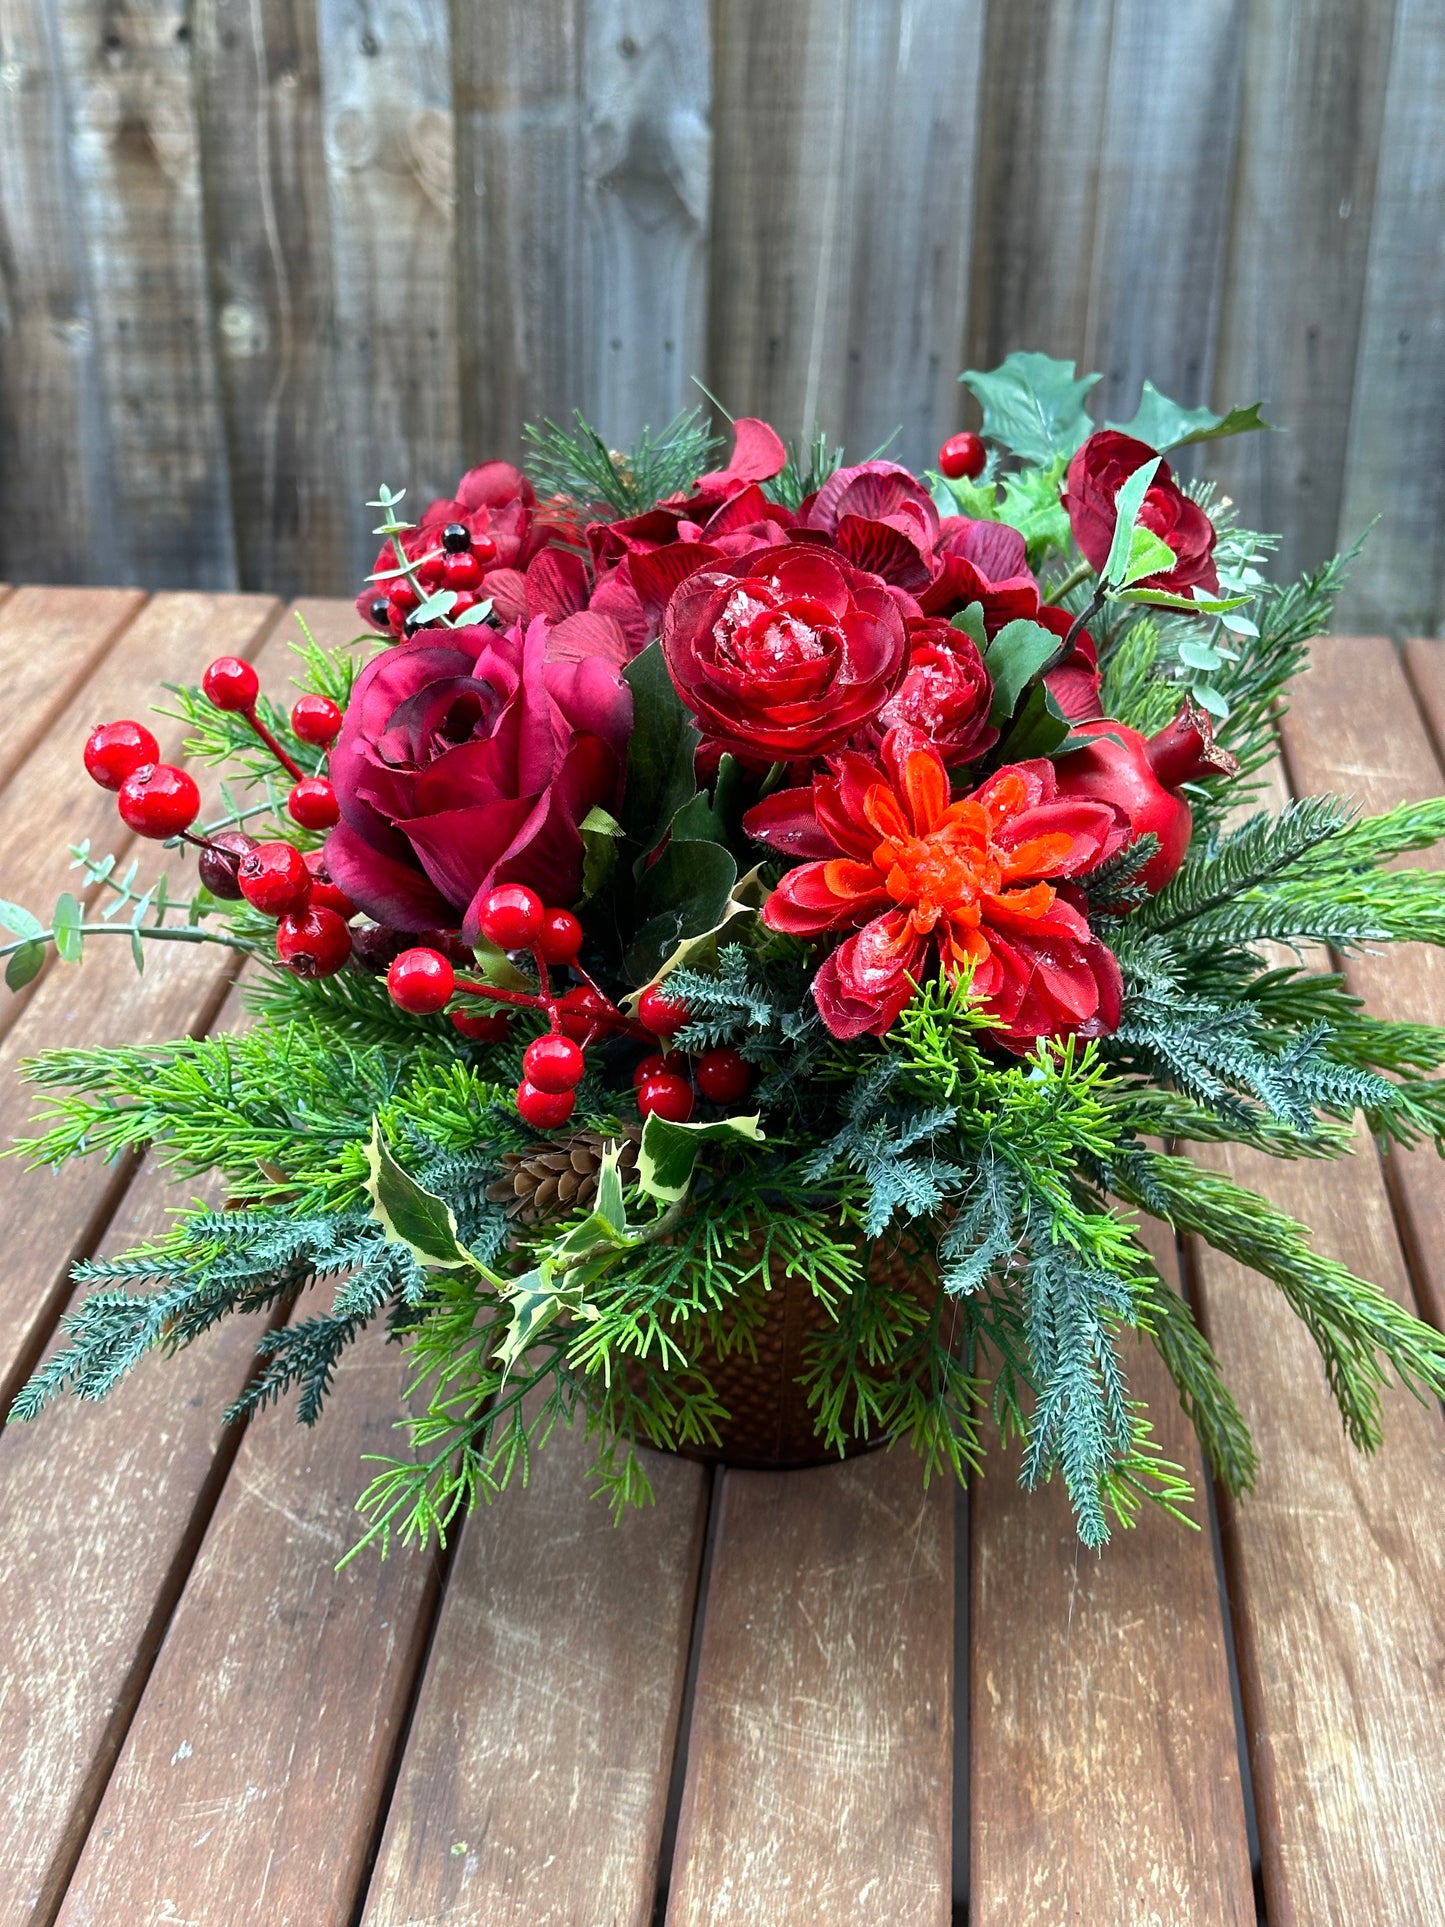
[521,409,721,518]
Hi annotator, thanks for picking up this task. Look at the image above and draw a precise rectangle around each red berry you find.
[236,840,311,916]
[301,849,355,918]
[449,591,479,619]
[275,904,352,978]
[637,1070,694,1123]
[84,719,159,791]
[450,1006,511,1043]
[117,763,201,840]
[389,580,420,616]
[202,656,259,712]
[537,908,583,965]
[516,1080,576,1130]
[441,550,482,591]
[556,985,609,1041]
[696,1046,753,1104]
[472,531,499,565]
[287,776,340,830]
[197,829,257,899]
[478,882,544,951]
[386,946,455,1015]
[522,1033,586,1093]
[291,693,343,746]
[632,1050,685,1088]
[938,431,986,481]
[638,984,690,1036]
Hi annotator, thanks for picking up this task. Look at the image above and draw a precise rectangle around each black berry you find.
[441,521,471,553]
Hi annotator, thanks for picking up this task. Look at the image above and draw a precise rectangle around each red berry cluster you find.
[367,521,498,639]
[81,659,354,982]
[383,886,754,1134]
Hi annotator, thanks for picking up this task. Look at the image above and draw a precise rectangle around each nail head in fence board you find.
[55,1323,440,1927]
[1333,0,1445,637]
[580,0,712,446]
[317,0,462,587]
[963,0,1116,377]
[1191,1127,1445,1922]
[362,1415,706,1926]
[969,1218,1254,1927]
[1208,0,1399,585]
[49,0,239,588]
[1280,634,1445,1333]
[0,1151,265,1925]
[0,0,122,583]
[709,0,984,471]
[193,0,348,598]
[665,1449,952,1926]
[0,584,143,799]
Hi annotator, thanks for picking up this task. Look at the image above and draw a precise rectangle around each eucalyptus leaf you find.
[449,597,495,628]
[959,352,1100,464]
[985,619,1062,724]
[5,940,45,992]
[51,893,83,964]
[0,899,44,942]
[635,1112,765,1206]
[365,1121,474,1272]
[1107,382,1273,451]
[410,587,458,625]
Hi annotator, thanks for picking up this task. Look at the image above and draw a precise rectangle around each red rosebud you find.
[661,544,908,767]
[1063,431,1220,597]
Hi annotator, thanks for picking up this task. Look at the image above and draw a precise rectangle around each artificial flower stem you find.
[452,974,654,1043]
[240,705,306,782]
[1044,560,1094,604]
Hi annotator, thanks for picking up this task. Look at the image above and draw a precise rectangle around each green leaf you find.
[949,601,988,651]
[933,473,998,521]
[493,1267,571,1379]
[1178,638,1224,672]
[626,839,738,986]
[995,681,1071,760]
[1118,587,1253,614]
[1120,524,1178,589]
[468,938,530,993]
[410,587,457,625]
[365,1121,474,1271]
[5,940,45,992]
[1107,382,1274,452]
[1102,456,1162,586]
[669,789,728,844]
[0,899,44,942]
[622,863,769,1007]
[621,643,701,854]
[52,893,83,964]
[985,619,1062,723]
[635,1112,765,1206]
[997,457,1072,562]
[449,597,495,628]
[130,928,145,975]
[551,1144,635,1265]
[960,352,1100,464]
[580,805,625,901]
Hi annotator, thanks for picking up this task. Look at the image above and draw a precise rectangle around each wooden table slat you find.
[362,1415,709,1927]
[665,1446,954,1926]
[969,1217,1255,1927]
[0,584,144,801]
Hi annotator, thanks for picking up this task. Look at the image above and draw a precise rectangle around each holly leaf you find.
[492,1265,599,1381]
[580,805,624,900]
[985,619,1062,724]
[998,456,1072,563]
[636,1112,765,1206]
[365,1122,474,1272]
[932,473,998,521]
[5,940,45,992]
[626,838,738,986]
[1107,382,1273,451]
[621,643,701,856]
[0,899,44,942]
[960,352,1100,464]
[622,864,769,1007]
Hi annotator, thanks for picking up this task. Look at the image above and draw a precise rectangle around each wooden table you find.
[0,584,1442,1926]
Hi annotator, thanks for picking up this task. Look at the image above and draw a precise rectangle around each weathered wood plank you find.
[969,1218,1254,1927]
[55,1322,439,1927]
[49,0,239,587]
[1083,0,1248,431]
[0,0,121,583]
[0,584,143,799]
[665,1449,953,1925]
[1333,0,1445,636]
[1209,0,1399,583]
[193,0,348,597]
[1280,634,1445,1334]
[709,0,984,469]
[316,0,461,585]
[362,1414,708,1926]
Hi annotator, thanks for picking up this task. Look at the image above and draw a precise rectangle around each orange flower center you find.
[878,804,999,934]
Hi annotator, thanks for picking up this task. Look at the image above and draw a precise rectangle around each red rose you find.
[744,732,1121,1046]
[661,544,908,767]
[871,616,997,766]
[1063,431,1219,596]
[355,462,547,635]
[324,616,631,940]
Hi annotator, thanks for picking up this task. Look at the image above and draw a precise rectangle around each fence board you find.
[316,0,461,584]
[1208,0,1399,586]
[1332,0,1445,637]
[49,0,238,587]
[709,0,984,471]
[194,0,347,597]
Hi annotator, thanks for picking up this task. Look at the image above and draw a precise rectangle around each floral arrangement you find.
[8,351,1445,1559]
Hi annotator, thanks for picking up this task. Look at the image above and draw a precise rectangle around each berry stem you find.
[451,974,653,1043]
[241,706,306,782]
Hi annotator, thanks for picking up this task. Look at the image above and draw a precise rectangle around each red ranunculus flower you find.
[355,462,548,636]
[870,616,997,767]
[796,460,939,593]
[324,616,631,940]
[1063,431,1220,596]
[744,730,1121,1047]
[661,544,908,767]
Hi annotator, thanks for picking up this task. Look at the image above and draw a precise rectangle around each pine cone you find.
[487,1128,640,1224]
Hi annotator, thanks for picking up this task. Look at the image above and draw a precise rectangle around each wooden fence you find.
[0,0,1441,635]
